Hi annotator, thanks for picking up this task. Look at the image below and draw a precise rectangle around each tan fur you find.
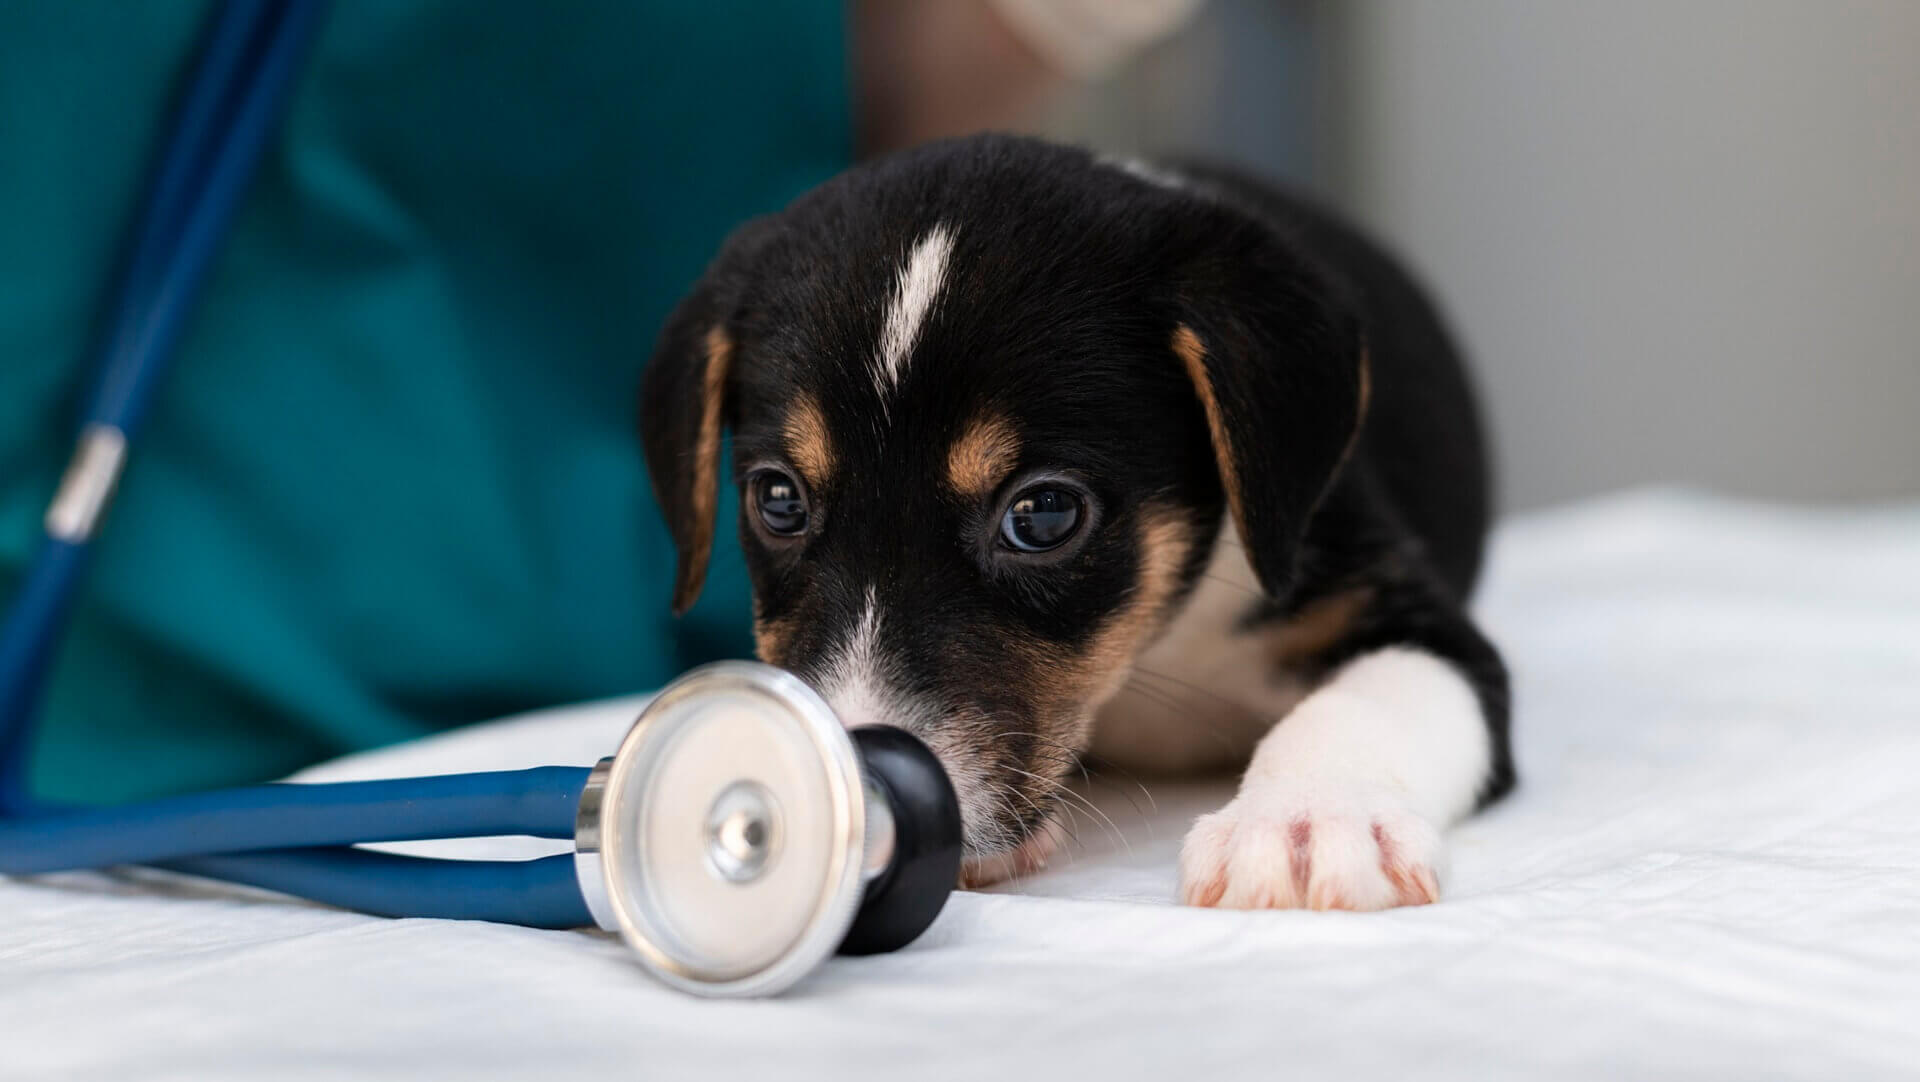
[1357,348,1374,425]
[753,607,794,667]
[673,326,732,612]
[1081,511,1195,706]
[782,395,836,489]
[945,414,1020,498]
[1017,509,1196,754]
[1172,325,1253,555]
[1092,522,1309,773]
[1334,347,1374,474]
[958,509,1197,877]
[1269,588,1374,665]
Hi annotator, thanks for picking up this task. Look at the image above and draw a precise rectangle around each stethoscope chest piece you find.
[576,662,960,997]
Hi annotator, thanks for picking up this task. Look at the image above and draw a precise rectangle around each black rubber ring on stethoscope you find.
[841,726,964,956]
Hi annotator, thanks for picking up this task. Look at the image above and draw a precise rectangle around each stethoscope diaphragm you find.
[578,662,959,996]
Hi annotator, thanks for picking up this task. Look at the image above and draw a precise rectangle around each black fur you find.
[1183,163,1516,806]
[640,134,1515,856]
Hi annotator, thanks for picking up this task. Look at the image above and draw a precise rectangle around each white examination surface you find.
[3,490,1918,1080]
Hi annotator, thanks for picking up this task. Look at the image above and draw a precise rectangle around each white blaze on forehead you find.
[872,224,955,398]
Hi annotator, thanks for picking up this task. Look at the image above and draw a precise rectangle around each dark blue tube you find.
[0,540,89,811]
[0,767,591,875]
[0,0,330,811]
[0,2,607,933]
[166,850,594,929]
[91,0,329,434]
[85,0,278,429]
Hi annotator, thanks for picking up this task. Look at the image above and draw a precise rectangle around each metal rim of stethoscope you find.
[576,662,872,997]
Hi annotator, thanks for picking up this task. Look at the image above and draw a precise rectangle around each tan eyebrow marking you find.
[783,394,836,488]
[945,413,1021,498]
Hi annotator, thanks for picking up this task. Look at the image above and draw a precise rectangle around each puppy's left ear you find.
[1168,211,1369,599]
[640,217,778,615]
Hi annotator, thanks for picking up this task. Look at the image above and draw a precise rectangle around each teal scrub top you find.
[0,3,850,803]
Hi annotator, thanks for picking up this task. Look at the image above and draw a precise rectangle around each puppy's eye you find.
[753,471,809,536]
[1000,487,1082,552]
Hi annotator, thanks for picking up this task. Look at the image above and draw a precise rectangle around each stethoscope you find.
[0,0,964,997]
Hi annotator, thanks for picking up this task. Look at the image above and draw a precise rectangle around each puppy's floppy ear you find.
[1168,211,1369,600]
[640,218,778,615]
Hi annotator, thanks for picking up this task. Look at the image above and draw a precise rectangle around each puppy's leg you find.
[1179,595,1510,910]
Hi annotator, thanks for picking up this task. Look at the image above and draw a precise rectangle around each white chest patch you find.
[1090,524,1307,773]
[872,224,955,399]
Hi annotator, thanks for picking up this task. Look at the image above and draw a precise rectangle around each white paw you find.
[1178,785,1444,911]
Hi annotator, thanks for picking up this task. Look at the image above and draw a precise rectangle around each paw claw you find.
[1182,870,1228,908]
[1287,816,1313,902]
[1176,812,1237,906]
[1178,790,1444,912]
[1372,819,1442,906]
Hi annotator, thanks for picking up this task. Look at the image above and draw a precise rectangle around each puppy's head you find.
[641,136,1364,866]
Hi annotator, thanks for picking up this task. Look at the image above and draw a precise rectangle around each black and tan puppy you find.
[641,134,1513,911]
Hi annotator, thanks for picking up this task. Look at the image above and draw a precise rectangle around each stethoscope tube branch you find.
[166,849,593,929]
[0,540,89,810]
[0,767,589,876]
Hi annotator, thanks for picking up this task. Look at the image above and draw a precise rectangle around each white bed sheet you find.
[3,490,1918,1080]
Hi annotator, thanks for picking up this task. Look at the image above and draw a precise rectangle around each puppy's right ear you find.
[640,218,777,615]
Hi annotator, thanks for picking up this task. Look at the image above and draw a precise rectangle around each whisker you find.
[1070,747,1160,816]
[1005,766,1130,855]
[1130,664,1258,712]
[1001,779,1077,850]
[1112,678,1186,715]
[1012,733,1156,831]
[1201,572,1266,600]
[1114,680,1243,754]
[1129,665,1275,733]
[982,729,1162,846]
[980,791,1022,882]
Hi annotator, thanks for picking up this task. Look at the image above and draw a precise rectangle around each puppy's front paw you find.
[1178,787,1443,911]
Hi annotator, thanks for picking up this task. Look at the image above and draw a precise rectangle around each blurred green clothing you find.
[0,3,849,802]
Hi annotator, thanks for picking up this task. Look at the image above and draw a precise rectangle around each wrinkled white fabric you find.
[3,490,1917,1080]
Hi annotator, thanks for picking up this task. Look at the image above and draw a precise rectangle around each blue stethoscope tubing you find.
[0,0,597,930]
[0,0,329,802]
[0,768,595,928]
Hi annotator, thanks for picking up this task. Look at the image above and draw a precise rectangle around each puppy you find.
[640,134,1513,911]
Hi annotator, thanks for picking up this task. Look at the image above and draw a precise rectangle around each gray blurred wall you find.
[1049,0,1920,511]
